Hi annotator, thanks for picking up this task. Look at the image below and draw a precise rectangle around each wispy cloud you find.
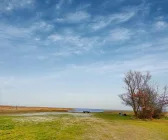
[76,3,91,10]
[154,21,168,30]
[0,20,54,50]
[114,36,168,54]
[0,0,34,13]
[90,9,136,30]
[0,21,53,42]
[108,28,133,42]
[61,53,168,76]
[0,24,33,52]
[48,32,101,55]
[56,0,64,9]
[48,34,63,41]
[30,21,54,32]
[56,11,90,23]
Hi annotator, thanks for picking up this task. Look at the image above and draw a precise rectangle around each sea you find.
[69,108,104,113]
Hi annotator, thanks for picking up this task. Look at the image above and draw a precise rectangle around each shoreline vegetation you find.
[0,105,133,114]
[0,105,72,114]
[0,105,167,117]
[0,105,166,114]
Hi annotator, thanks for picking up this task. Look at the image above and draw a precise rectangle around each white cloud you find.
[115,42,152,53]
[51,50,83,57]
[66,11,90,22]
[56,0,64,9]
[30,21,54,32]
[0,21,53,42]
[54,0,74,10]
[56,11,90,23]
[0,0,34,13]
[0,21,53,51]
[109,28,132,41]
[154,21,168,30]
[113,35,168,55]
[48,34,63,41]
[134,43,152,50]
[63,54,168,76]
[35,38,40,41]
[90,3,150,31]
[149,37,168,51]
[76,3,91,10]
[0,24,32,41]
[48,32,101,55]
[111,11,135,23]
[90,10,135,30]
[90,17,111,30]
[0,23,37,54]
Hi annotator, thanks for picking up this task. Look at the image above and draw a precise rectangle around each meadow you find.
[0,112,168,140]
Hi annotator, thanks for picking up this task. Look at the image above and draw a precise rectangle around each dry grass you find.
[104,110,133,115]
[13,116,56,123]
[82,117,163,140]
[1,112,168,140]
[165,112,168,117]
[0,105,71,113]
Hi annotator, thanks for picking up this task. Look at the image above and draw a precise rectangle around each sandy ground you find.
[6,112,92,117]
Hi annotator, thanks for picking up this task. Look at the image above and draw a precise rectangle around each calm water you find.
[70,108,104,112]
[0,108,104,116]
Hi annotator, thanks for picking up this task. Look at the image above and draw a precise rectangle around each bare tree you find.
[119,70,168,119]
[157,86,168,112]
[119,70,151,117]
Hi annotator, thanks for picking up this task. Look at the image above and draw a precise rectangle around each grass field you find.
[0,112,168,140]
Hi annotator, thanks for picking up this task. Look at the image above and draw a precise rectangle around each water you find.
[0,108,104,117]
[70,108,104,113]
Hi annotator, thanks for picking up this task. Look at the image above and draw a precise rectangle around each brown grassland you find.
[0,105,72,113]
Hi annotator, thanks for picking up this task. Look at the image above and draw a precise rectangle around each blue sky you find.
[0,0,168,109]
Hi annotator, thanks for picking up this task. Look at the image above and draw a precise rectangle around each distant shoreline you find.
[0,105,72,114]
[0,105,135,114]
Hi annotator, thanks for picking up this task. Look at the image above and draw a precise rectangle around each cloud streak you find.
[56,11,90,23]
[154,21,168,30]
[0,0,34,13]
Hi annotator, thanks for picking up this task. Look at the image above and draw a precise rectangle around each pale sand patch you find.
[12,113,91,123]
[7,112,92,117]
[13,116,57,123]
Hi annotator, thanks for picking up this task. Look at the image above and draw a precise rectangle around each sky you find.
[0,0,168,110]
